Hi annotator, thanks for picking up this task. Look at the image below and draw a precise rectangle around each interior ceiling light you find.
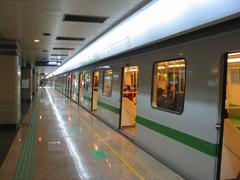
[47,0,240,78]
[228,58,240,63]
[34,39,40,43]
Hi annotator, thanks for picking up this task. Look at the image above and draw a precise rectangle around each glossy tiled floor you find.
[0,87,183,180]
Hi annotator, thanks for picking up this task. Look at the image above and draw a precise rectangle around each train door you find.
[78,73,83,103]
[71,74,75,100]
[219,52,240,180]
[63,75,66,95]
[92,71,99,111]
[66,74,72,98]
[72,72,79,102]
[120,66,138,137]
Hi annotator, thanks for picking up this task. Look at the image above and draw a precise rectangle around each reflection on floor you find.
[122,126,136,137]
[0,101,31,168]
[20,101,31,123]
[0,87,183,180]
[0,128,16,168]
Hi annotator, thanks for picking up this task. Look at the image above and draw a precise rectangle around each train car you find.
[52,16,240,180]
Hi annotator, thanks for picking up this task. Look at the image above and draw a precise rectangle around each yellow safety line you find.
[74,109,145,180]
[56,89,144,179]
[90,127,145,180]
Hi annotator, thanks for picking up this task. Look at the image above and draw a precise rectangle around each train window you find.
[83,72,90,91]
[102,69,113,96]
[152,59,186,114]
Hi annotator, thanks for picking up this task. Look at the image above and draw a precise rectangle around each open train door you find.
[78,73,83,103]
[120,66,138,138]
[92,71,99,111]
[66,74,72,98]
[218,52,240,180]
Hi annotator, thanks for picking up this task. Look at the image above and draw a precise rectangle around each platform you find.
[0,87,183,180]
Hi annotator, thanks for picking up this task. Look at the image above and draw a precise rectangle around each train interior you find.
[221,52,240,179]
[152,59,185,113]
[78,73,83,102]
[71,73,79,102]
[120,66,138,137]
[66,75,71,98]
[92,71,99,111]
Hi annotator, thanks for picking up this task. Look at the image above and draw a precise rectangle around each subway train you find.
[52,17,240,180]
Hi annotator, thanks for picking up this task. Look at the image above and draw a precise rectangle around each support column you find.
[32,68,36,95]
[0,40,21,126]
[21,64,32,102]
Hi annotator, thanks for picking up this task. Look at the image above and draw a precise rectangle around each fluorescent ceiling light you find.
[34,39,40,43]
[229,52,240,56]
[47,0,240,78]
[228,58,240,63]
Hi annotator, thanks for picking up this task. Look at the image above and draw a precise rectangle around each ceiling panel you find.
[0,0,148,74]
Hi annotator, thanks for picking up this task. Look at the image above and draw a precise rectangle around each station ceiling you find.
[0,0,147,75]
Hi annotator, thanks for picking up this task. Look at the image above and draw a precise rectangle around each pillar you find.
[0,40,21,126]
[21,64,32,102]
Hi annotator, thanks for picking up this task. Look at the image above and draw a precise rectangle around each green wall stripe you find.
[98,101,120,114]
[13,91,40,180]
[136,116,219,157]
[83,96,120,114]
[83,96,91,102]
[83,95,218,156]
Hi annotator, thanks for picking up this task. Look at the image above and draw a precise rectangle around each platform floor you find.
[0,87,183,180]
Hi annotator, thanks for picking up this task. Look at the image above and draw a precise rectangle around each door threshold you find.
[119,129,135,141]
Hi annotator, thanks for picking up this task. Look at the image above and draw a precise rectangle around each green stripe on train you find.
[98,101,120,114]
[83,96,92,102]
[83,96,120,114]
[136,116,219,157]
[82,96,218,156]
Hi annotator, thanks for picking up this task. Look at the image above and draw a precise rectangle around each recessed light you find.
[56,36,85,41]
[53,47,75,50]
[34,39,40,43]
[63,14,108,23]
[51,54,68,56]
[43,33,51,36]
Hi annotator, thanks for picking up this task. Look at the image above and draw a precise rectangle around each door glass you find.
[79,73,83,102]
[66,75,71,97]
[92,71,99,111]
[121,66,138,137]
[72,72,79,102]
[221,52,240,179]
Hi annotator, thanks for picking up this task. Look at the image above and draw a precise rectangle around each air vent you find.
[42,50,48,52]
[51,54,68,56]
[53,47,75,50]
[56,36,85,41]
[63,14,108,23]
[43,33,51,36]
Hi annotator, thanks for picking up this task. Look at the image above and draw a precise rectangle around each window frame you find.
[151,58,187,115]
[102,69,113,97]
